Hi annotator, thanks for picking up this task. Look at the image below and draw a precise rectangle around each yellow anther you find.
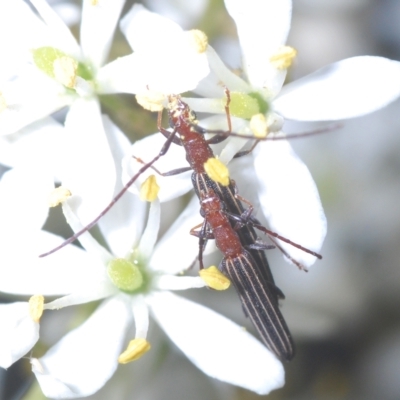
[118,338,151,364]
[270,46,297,70]
[140,175,159,202]
[136,93,165,112]
[0,92,7,113]
[91,0,99,5]
[48,186,72,207]
[186,30,208,54]
[53,56,78,88]
[249,113,268,138]
[204,158,229,187]
[199,266,231,290]
[29,295,44,323]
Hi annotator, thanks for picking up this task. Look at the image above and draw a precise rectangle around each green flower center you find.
[107,258,145,293]
[229,91,269,120]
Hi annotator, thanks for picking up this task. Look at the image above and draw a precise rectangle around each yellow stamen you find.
[0,92,7,113]
[53,56,78,88]
[186,29,208,54]
[249,113,268,138]
[199,266,231,290]
[136,93,165,112]
[204,158,229,187]
[29,295,44,323]
[91,0,99,5]
[270,46,297,70]
[140,175,159,202]
[118,338,151,364]
[48,186,72,207]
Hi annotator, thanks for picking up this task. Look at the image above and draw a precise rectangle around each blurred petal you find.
[0,68,70,136]
[275,56,400,121]
[224,0,292,91]
[29,0,80,56]
[0,303,39,368]
[122,133,192,203]
[254,139,326,268]
[80,0,125,67]
[148,291,284,395]
[150,195,201,274]
[34,297,131,399]
[61,99,116,225]
[0,0,48,73]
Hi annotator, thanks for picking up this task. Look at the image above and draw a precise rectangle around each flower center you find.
[107,258,144,293]
[229,91,269,120]
[32,46,94,89]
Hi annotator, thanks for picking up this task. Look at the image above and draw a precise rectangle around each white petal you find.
[80,0,125,68]
[0,302,39,368]
[0,68,70,136]
[0,166,53,234]
[254,139,326,268]
[122,133,193,203]
[0,0,48,71]
[29,0,80,56]
[96,55,145,94]
[224,0,292,91]
[0,117,65,173]
[275,56,400,121]
[97,116,146,257]
[0,230,104,295]
[194,46,251,98]
[150,195,201,274]
[61,99,116,225]
[118,4,209,95]
[34,297,131,399]
[144,0,208,28]
[44,281,117,310]
[61,201,113,262]
[148,291,284,395]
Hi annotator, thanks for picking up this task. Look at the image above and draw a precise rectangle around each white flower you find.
[123,0,400,269]
[97,3,209,101]
[0,0,210,223]
[0,131,284,398]
[0,0,123,224]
